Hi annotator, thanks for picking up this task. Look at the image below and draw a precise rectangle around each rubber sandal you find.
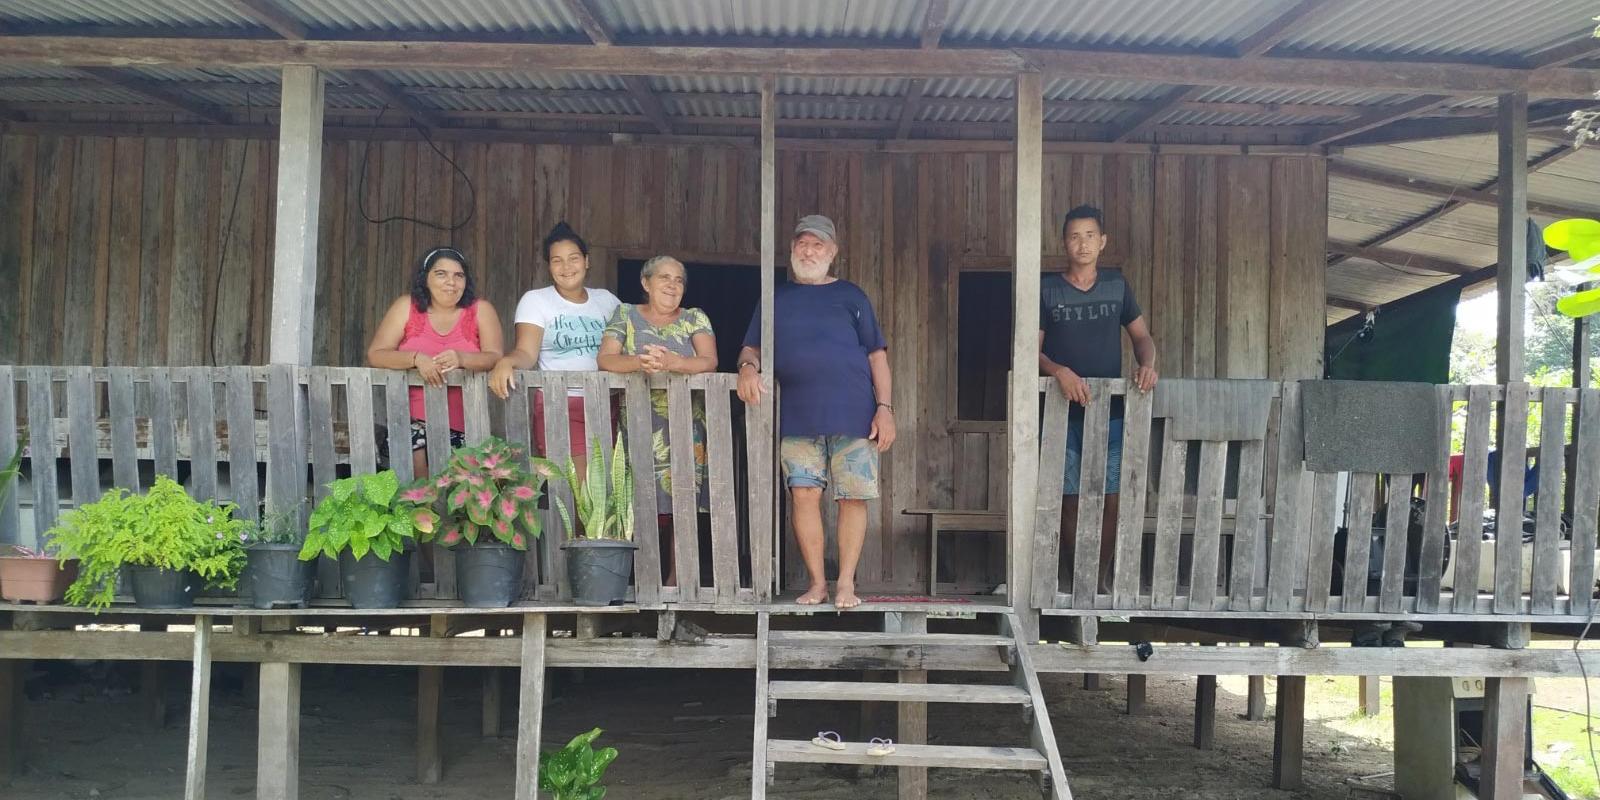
[810,731,846,751]
[867,737,896,756]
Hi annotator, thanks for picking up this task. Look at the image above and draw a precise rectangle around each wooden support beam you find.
[1325,296,1371,313]
[268,65,324,366]
[886,613,929,799]
[0,658,21,782]
[1393,678,1457,800]
[1193,674,1217,749]
[345,69,442,129]
[1234,0,1339,57]
[920,0,949,50]
[1326,242,1480,276]
[513,614,548,800]
[257,661,300,800]
[417,614,446,784]
[76,66,230,123]
[139,622,168,727]
[1110,84,1202,142]
[753,75,777,601]
[1357,674,1380,716]
[183,615,213,800]
[482,630,503,738]
[225,0,308,40]
[558,0,672,134]
[1527,33,1600,69]
[1272,675,1306,790]
[1497,92,1528,385]
[1310,94,1449,145]
[1329,158,1597,220]
[559,0,613,46]
[1126,674,1147,715]
[1246,675,1267,721]
[1008,70,1045,635]
[895,79,927,140]
[2,37,1598,97]
[1481,677,1531,800]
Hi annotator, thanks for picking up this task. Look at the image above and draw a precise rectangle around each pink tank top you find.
[398,301,481,431]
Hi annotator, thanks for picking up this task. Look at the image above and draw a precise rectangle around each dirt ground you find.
[3,659,1403,800]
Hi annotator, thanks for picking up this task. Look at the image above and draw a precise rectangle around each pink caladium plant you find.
[423,436,555,551]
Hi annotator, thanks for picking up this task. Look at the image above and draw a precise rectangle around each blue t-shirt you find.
[743,280,887,438]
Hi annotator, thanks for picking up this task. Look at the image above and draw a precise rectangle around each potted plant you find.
[555,437,637,607]
[539,727,618,800]
[241,509,318,609]
[0,544,79,604]
[299,470,437,609]
[48,476,247,610]
[421,437,555,607]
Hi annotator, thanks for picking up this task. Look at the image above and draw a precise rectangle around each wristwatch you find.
[737,360,759,372]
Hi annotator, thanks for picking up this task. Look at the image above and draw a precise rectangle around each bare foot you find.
[797,584,829,605]
[833,583,861,610]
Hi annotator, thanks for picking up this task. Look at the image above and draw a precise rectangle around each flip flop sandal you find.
[810,731,846,751]
[867,737,896,757]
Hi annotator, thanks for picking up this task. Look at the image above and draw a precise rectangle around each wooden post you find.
[482,630,503,738]
[886,612,928,800]
[1393,677,1457,800]
[0,658,21,782]
[1007,70,1044,630]
[1481,677,1530,800]
[1357,674,1381,716]
[140,622,167,727]
[1272,675,1306,790]
[1569,316,1592,514]
[418,613,446,783]
[750,74,778,600]
[1246,675,1267,721]
[184,615,213,800]
[1193,675,1217,750]
[268,64,324,366]
[1082,673,1101,690]
[514,613,549,800]
[257,617,300,800]
[1495,92,1527,385]
[1125,674,1146,715]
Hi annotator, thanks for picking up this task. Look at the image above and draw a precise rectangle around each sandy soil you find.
[4,661,1398,799]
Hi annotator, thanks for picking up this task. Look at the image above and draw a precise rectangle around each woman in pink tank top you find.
[366,247,505,480]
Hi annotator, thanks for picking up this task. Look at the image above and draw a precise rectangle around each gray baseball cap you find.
[794,214,837,243]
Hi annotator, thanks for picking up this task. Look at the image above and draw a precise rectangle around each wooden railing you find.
[1032,378,1600,620]
[0,365,776,607]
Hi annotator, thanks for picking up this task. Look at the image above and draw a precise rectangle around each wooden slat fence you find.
[1,366,771,607]
[1034,378,1600,619]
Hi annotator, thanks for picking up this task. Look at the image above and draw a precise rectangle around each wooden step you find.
[769,680,1030,706]
[767,631,1013,648]
[767,740,1046,770]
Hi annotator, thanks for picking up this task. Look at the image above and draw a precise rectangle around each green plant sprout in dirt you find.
[300,471,438,562]
[243,508,306,546]
[421,436,557,550]
[553,436,635,541]
[48,476,248,609]
[539,727,618,800]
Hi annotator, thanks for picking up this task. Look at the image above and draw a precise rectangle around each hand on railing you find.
[1050,366,1091,406]
[736,366,768,406]
[413,352,448,387]
[1133,364,1159,393]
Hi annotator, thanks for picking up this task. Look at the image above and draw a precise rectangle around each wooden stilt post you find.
[1358,675,1381,716]
[1481,677,1530,800]
[1495,91,1528,388]
[483,629,503,738]
[1193,674,1217,750]
[1246,675,1267,721]
[1125,674,1146,716]
[1082,673,1101,690]
[418,613,446,783]
[0,657,21,783]
[183,614,213,800]
[268,64,325,367]
[1008,69,1045,636]
[1272,675,1306,790]
[887,612,929,800]
[514,613,549,800]
[750,74,778,600]
[140,623,167,727]
[1393,677,1456,800]
[257,617,300,800]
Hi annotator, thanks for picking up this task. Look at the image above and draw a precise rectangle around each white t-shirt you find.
[513,286,621,375]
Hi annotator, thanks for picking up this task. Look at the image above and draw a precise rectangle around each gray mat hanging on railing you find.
[1152,378,1275,441]
[1300,380,1440,475]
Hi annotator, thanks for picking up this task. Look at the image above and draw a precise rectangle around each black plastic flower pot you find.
[455,542,526,608]
[127,565,200,609]
[562,538,637,607]
[243,545,318,609]
[338,549,412,609]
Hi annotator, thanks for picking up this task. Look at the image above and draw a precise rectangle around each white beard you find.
[792,258,832,283]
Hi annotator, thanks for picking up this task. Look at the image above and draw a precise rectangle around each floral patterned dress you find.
[602,304,713,513]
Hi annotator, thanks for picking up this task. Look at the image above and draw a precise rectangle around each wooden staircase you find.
[751,611,1071,799]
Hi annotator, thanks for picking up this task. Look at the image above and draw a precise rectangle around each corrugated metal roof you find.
[1192,86,1407,106]
[1162,108,1355,126]
[0,0,255,28]
[421,90,636,116]
[1327,259,1448,304]
[270,0,576,34]
[945,0,1291,48]
[0,85,150,104]
[1277,0,1596,59]
[375,69,627,92]
[1328,175,1444,230]
[596,0,925,39]
[0,65,90,80]
[1044,78,1170,102]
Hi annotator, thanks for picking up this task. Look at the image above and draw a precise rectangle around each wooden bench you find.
[901,508,1008,595]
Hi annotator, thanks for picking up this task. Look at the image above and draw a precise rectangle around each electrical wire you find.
[1574,595,1600,789]
[355,106,477,231]
[208,88,252,367]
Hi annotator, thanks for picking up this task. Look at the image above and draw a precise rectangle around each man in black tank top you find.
[1038,205,1159,592]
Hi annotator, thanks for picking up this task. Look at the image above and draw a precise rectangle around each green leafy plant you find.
[243,508,305,547]
[0,439,23,512]
[538,727,618,800]
[48,475,248,610]
[417,437,557,551]
[552,437,634,541]
[300,471,438,563]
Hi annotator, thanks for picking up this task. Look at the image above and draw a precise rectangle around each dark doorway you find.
[616,259,789,371]
[957,271,1013,421]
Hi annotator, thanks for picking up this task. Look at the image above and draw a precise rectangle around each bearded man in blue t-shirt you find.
[1040,205,1159,593]
[737,214,895,609]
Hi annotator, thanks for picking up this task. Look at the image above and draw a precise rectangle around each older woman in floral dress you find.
[597,255,717,585]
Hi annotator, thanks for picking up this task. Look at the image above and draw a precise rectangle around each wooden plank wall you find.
[0,133,1327,593]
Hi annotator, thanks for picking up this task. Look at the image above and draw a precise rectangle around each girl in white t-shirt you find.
[490,222,619,467]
